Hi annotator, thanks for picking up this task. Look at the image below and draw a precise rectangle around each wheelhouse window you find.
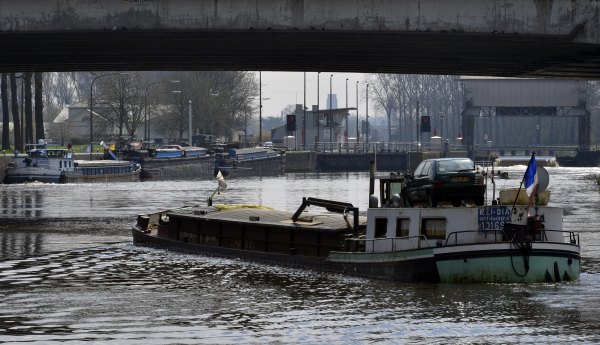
[374,218,388,238]
[421,218,446,239]
[395,218,410,237]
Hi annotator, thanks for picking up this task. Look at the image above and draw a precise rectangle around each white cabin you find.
[365,206,564,253]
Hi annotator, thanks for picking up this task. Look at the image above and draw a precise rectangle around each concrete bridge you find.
[0,0,599,78]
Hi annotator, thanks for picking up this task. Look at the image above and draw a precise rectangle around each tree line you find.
[1,71,259,150]
[1,73,44,152]
[3,72,598,151]
[366,74,463,143]
[367,74,600,146]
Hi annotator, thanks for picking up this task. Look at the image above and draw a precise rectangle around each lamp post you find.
[259,71,262,144]
[345,78,349,143]
[303,72,306,150]
[366,83,370,147]
[356,81,359,144]
[90,72,126,160]
[144,79,179,143]
[329,74,333,143]
[317,72,321,146]
[188,100,192,145]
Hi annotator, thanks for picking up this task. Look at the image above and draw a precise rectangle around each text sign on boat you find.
[478,206,511,231]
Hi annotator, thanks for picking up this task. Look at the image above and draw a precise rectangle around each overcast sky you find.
[259,71,369,118]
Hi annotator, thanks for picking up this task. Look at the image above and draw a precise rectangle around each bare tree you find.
[9,73,22,151]
[1,74,9,150]
[42,72,79,122]
[24,72,33,144]
[367,74,396,141]
[367,74,463,143]
[96,73,143,139]
[153,71,258,142]
[34,72,44,141]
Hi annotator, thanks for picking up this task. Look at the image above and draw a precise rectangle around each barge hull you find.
[132,227,439,282]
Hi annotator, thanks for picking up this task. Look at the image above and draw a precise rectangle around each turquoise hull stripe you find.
[437,255,580,283]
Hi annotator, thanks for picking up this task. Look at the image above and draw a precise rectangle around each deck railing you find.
[444,229,580,246]
[347,235,435,253]
[346,228,580,253]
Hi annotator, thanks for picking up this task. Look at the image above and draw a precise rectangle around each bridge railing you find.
[314,141,429,153]
[312,141,470,153]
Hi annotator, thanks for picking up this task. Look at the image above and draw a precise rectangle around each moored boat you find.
[119,142,213,180]
[3,140,142,184]
[65,159,141,182]
[3,140,75,184]
[214,147,283,178]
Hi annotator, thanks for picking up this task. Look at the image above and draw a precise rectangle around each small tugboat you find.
[133,158,580,283]
[3,140,141,184]
[3,140,75,183]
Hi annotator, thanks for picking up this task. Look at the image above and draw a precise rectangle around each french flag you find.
[524,154,538,205]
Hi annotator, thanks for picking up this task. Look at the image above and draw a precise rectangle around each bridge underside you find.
[2,30,600,78]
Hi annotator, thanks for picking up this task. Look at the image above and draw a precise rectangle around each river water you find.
[0,167,599,344]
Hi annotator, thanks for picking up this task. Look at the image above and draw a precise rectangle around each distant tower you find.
[326,94,338,109]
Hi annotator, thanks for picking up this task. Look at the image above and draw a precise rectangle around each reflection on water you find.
[1,189,43,219]
[0,168,599,343]
[0,232,44,260]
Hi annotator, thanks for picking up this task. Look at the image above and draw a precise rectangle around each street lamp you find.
[303,72,306,150]
[345,78,349,143]
[89,72,128,160]
[188,100,193,145]
[366,83,370,147]
[144,79,180,143]
[317,72,321,146]
[259,71,262,144]
[356,81,359,144]
[329,74,333,143]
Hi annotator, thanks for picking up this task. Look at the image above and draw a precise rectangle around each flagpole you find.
[511,151,536,212]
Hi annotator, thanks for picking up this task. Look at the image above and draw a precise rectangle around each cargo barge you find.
[133,162,580,283]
